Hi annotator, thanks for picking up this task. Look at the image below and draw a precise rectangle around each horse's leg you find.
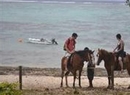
[78,70,82,88]
[60,70,64,87]
[106,68,111,89]
[127,69,130,89]
[73,71,76,88]
[107,76,111,89]
[60,57,66,87]
[107,66,114,89]
[126,64,130,89]
[125,55,130,89]
[65,71,70,87]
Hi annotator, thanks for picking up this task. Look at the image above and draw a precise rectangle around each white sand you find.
[0,75,130,90]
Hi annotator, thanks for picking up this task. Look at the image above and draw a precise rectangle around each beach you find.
[0,66,130,91]
[0,1,130,94]
[0,75,130,90]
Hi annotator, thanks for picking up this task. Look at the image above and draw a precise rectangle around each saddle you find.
[114,51,126,70]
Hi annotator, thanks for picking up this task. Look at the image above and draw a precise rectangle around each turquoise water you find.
[0,2,130,68]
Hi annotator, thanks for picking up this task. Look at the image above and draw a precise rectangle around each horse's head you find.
[96,49,110,65]
[96,49,104,65]
[84,47,95,65]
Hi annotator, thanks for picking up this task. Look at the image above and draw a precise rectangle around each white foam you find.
[83,2,92,5]
[1,0,37,2]
[42,1,76,4]
[1,0,76,3]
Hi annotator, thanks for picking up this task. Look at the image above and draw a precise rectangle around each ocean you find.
[0,0,130,68]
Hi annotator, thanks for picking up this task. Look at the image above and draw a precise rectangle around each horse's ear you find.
[84,47,89,51]
[98,48,100,51]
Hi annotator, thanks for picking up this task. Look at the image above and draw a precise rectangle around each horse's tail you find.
[61,56,66,71]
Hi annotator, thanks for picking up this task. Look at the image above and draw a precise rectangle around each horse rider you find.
[63,33,78,69]
[64,33,78,57]
[113,34,125,73]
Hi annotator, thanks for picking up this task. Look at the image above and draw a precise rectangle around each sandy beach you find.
[0,75,130,90]
[0,66,130,91]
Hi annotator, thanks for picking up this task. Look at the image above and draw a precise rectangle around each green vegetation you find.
[0,82,22,95]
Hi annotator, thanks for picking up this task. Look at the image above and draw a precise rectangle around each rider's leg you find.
[118,57,123,72]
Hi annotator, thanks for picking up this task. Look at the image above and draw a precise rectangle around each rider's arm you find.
[113,45,118,52]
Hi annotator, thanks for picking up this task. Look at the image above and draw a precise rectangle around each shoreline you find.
[0,66,129,77]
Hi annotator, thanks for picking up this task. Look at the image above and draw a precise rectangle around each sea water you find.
[0,0,130,68]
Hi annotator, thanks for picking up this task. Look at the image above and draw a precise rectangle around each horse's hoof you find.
[111,87,114,90]
[79,86,82,88]
[74,90,79,94]
[87,86,93,88]
[73,86,76,89]
[107,86,114,90]
[128,86,130,89]
[60,84,63,87]
[103,88,108,91]
[107,86,110,89]
[87,86,93,89]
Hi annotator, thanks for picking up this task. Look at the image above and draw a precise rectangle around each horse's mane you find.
[101,49,109,53]
[100,49,113,55]
[100,49,114,62]
[75,50,89,58]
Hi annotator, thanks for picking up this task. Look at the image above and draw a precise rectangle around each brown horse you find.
[60,47,95,88]
[96,49,130,89]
